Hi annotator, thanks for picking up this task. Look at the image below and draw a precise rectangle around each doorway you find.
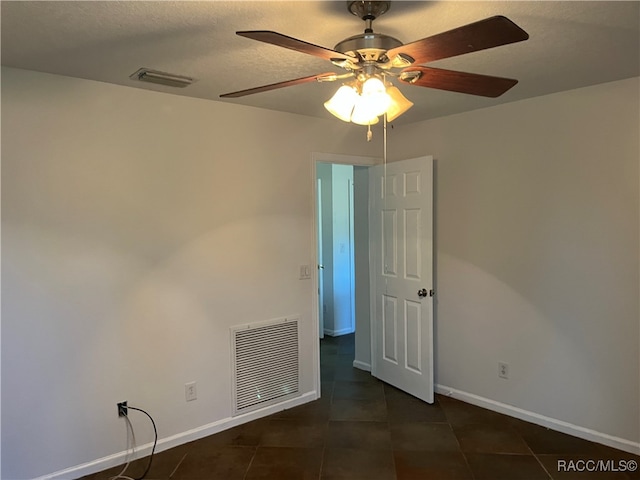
[312,153,378,395]
[312,152,435,403]
[316,162,356,338]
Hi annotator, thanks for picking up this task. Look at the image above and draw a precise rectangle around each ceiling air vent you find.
[129,68,194,88]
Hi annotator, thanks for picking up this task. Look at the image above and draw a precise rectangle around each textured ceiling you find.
[2,1,639,125]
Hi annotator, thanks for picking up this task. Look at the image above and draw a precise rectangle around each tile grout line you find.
[525,441,555,480]
[168,452,188,479]
[513,420,555,480]
[438,396,475,479]
[444,405,477,480]
[318,438,328,479]
[241,445,259,480]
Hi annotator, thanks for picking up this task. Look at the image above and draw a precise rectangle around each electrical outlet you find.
[117,401,128,417]
[185,382,197,402]
[498,362,509,379]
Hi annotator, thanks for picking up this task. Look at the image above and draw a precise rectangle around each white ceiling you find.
[2,1,639,125]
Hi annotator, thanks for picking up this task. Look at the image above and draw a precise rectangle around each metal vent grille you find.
[129,68,194,88]
[231,317,299,415]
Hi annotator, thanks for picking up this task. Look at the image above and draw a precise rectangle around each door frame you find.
[317,177,325,340]
[311,152,380,397]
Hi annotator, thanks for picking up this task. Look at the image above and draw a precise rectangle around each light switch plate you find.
[299,265,311,280]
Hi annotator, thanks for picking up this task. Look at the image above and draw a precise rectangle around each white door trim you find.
[317,177,325,340]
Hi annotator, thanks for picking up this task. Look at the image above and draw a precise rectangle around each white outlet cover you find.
[185,381,197,402]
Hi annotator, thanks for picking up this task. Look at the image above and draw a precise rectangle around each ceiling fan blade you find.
[220,72,337,98]
[400,66,518,97]
[387,16,528,65]
[237,31,356,62]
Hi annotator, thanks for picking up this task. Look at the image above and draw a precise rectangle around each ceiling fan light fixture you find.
[350,102,380,125]
[325,76,410,125]
[385,85,414,122]
[360,76,391,117]
[324,85,359,122]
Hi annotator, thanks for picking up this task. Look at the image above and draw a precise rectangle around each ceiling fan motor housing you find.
[338,2,404,66]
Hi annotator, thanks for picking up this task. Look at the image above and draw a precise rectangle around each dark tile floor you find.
[82,334,639,480]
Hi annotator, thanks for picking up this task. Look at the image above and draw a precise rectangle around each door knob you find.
[418,288,428,298]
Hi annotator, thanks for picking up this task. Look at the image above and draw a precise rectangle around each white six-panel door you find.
[370,156,434,403]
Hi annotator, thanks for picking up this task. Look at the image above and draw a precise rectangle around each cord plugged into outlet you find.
[117,401,128,417]
[114,402,158,479]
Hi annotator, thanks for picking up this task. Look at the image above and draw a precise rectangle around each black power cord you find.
[127,406,158,480]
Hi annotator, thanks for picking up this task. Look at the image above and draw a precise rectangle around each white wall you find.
[316,162,334,334]
[330,164,354,336]
[389,77,640,449]
[316,163,356,338]
[0,67,382,479]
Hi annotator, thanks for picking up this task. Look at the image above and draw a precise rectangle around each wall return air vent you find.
[129,68,194,88]
[231,317,300,416]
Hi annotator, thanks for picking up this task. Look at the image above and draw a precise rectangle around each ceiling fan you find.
[220,1,529,123]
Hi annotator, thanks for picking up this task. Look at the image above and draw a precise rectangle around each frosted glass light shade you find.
[385,85,414,122]
[351,100,380,125]
[324,85,358,122]
[325,78,410,125]
[361,77,391,117]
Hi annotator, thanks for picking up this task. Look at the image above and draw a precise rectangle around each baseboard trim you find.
[35,391,318,480]
[323,327,354,337]
[353,360,371,372]
[435,384,640,455]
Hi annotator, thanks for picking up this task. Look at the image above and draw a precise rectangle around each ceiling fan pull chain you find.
[367,123,373,142]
